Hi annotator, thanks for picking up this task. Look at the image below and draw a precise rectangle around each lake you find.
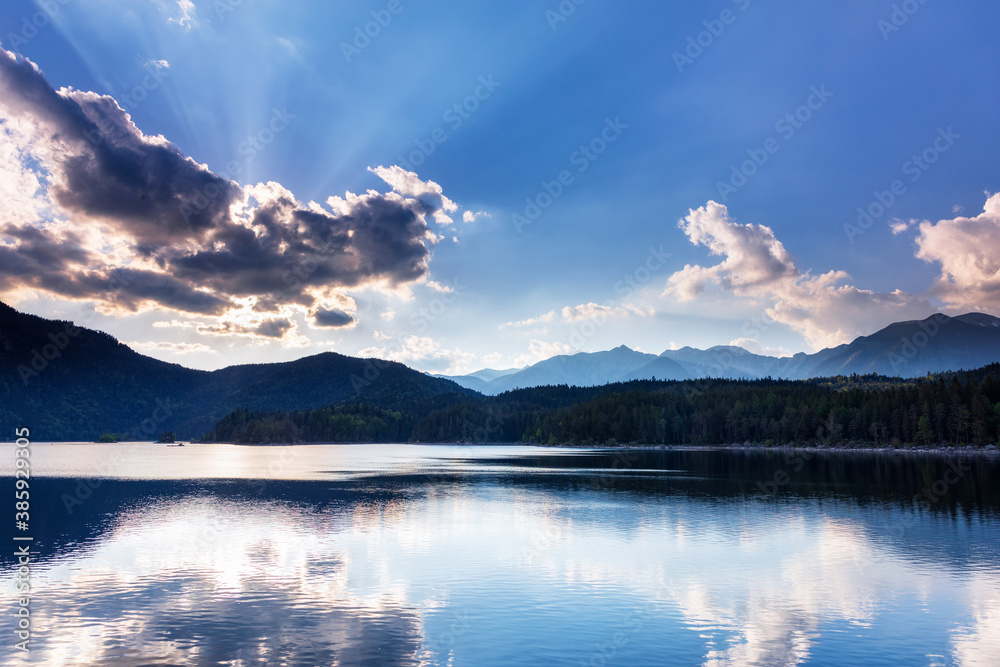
[2,443,999,666]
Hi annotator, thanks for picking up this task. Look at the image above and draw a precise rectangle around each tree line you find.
[201,363,1000,448]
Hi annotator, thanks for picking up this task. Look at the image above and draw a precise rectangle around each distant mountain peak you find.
[441,312,1000,393]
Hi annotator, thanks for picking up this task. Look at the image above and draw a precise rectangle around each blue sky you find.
[1,0,999,373]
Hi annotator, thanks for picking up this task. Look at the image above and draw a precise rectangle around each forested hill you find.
[203,365,1000,447]
[0,301,474,440]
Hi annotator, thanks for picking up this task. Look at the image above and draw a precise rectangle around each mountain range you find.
[3,299,1000,440]
[438,313,1000,394]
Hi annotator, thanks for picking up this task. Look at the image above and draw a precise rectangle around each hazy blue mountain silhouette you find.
[441,314,1000,393]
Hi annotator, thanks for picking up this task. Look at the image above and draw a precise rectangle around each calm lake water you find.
[2,443,999,666]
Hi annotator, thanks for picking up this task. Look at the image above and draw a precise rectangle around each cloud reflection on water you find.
[1,445,998,666]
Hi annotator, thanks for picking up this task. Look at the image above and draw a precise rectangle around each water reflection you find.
[0,445,998,666]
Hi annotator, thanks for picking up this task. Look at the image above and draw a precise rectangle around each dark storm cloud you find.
[0,224,93,270]
[0,49,240,245]
[0,225,231,315]
[102,268,232,315]
[255,318,293,338]
[196,318,293,338]
[313,308,356,328]
[0,48,445,319]
[169,194,431,300]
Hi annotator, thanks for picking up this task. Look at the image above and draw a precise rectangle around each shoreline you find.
[549,442,1000,456]
[10,441,999,456]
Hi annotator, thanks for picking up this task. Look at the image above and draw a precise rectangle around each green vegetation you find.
[203,404,408,444]
[98,433,120,443]
[203,364,1000,447]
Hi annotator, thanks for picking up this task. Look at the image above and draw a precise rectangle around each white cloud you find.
[426,280,454,293]
[462,210,491,223]
[129,340,213,355]
[561,302,654,322]
[665,201,934,350]
[666,201,799,301]
[358,334,477,374]
[504,303,653,330]
[168,0,195,29]
[0,122,50,227]
[890,219,914,235]
[480,352,504,367]
[151,319,198,329]
[510,339,575,368]
[729,337,793,358]
[368,165,458,224]
[276,38,300,60]
[915,191,1000,312]
[503,310,556,328]
[379,309,396,321]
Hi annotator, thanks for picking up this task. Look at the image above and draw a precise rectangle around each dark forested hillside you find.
[0,301,474,440]
[204,366,1000,447]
